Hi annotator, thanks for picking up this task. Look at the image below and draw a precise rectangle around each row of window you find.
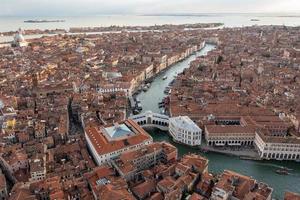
[209,137,253,140]
[178,134,200,140]
[269,144,300,148]
[98,88,127,92]
[98,141,151,164]
[179,139,199,145]
[264,147,300,152]
[173,126,201,135]
[208,133,254,136]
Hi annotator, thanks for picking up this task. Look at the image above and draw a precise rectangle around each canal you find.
[136,44,300,199]
[138,44,215,113]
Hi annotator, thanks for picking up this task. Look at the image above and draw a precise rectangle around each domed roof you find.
[14,33,25,43]
[14,28,25,43]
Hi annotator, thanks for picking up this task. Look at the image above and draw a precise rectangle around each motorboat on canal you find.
[162,75,167,80]
[279,166,293,171]
[274,166,292,175]
[169,79,175,86]
[158,101,165,108]
[164,87,171,94]
[160,108,166,114]
[142,83,151,92]
[136,102,143,111]
[133,109,140,115]
[275,169,289,175]
[135,97,141,103]
[142,85,148,92]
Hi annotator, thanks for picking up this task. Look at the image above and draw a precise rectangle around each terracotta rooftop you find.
[85,119,152,155]
[284,191,300,200]
[205,125,256,135]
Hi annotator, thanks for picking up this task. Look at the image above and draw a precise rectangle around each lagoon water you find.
[0,13,300,32]
[1,14,299,43]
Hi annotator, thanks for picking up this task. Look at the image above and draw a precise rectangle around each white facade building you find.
[254,131,300,161]
[29,158,46,182]
[97,82,131,96]
[169,116,202,146]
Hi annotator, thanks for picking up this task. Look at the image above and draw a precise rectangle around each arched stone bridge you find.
[129,111,169,131]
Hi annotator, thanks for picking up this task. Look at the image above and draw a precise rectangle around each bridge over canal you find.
[129,111,169,131]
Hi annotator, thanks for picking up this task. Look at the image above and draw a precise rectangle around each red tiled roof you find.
[85,119,152,155]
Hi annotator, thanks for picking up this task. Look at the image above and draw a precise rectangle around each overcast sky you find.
[1,0,300,16]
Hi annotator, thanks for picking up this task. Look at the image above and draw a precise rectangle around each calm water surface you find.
[0,14,300,32]
[0,13,300,42]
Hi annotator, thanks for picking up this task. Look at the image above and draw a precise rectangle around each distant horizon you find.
[1,12,300,18]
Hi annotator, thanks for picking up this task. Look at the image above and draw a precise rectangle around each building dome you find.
[14,32,25,43]
[12,28,28,47]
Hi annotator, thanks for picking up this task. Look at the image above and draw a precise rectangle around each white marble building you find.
[254,131,300,161]
[169,116,202,146]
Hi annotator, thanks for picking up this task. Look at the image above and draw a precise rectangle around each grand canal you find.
[136,44,300,199]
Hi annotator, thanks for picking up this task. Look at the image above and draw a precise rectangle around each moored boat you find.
[136,103,143,111]
[142,86,148,92]
[164,87,171,94]
[133,109,140,115]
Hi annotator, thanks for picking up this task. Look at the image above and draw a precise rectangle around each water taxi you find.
[275,169,289,175]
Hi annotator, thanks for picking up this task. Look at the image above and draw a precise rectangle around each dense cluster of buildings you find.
[0,23,211,198]
[81,141,276,200]
[169,25,300,161]
[0,23,300,199]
